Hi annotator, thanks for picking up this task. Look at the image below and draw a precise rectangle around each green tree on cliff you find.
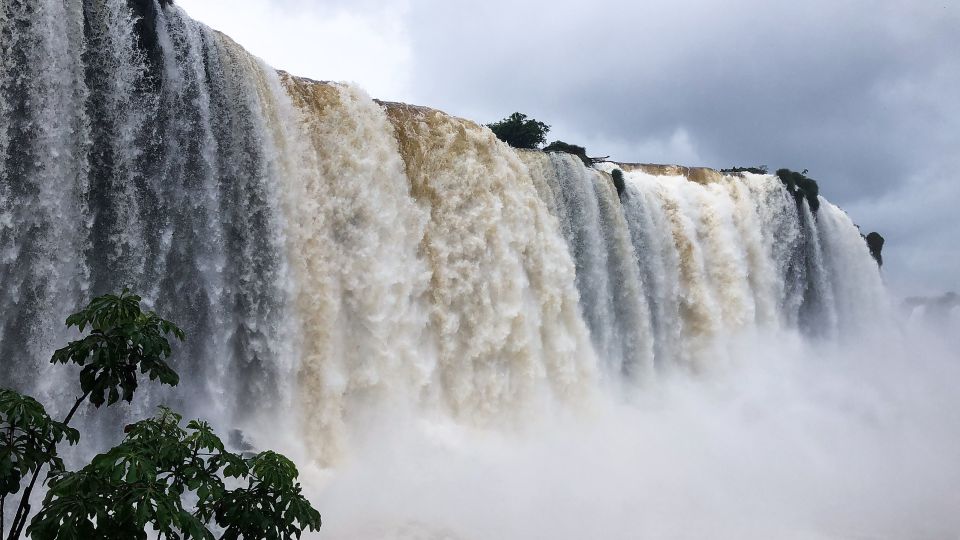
[487,112,550,149]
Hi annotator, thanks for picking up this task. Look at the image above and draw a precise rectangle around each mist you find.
[303,312,960,539]
[3,3,958,538]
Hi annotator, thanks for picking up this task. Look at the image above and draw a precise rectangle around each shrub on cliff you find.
[543,140,592,166]
[487,112,550,149]
[721,166,768,175]
[776,168,820,212]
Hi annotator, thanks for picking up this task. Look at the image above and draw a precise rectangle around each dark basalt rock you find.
[865,232,884,267]
[543,140,592,166]
[721,166,768,175]
[776,168,820,213]
[611,169,626,199]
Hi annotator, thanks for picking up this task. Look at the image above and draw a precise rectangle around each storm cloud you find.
[178,0,960,295]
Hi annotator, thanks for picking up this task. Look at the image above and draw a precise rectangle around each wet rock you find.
[611,168,626,199]
[865,232,884,267]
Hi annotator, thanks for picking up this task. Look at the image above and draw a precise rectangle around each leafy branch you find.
[1,289,320,539]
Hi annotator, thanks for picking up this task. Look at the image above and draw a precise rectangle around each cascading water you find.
[5,2,945,538]
[276,78,434,462]
[519,152,653,381]
[1,0,891,453]
[0,0,90,400]
[1,0,296,428]
[381,103,596,422]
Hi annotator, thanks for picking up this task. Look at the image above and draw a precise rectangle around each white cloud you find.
[176,0,413,101]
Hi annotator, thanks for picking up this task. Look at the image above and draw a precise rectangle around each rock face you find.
[865,232,884,267]
[776,169,821,213]
[611,169,626,198]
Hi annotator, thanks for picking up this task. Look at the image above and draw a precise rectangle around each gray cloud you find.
[177,0,960,294]
[405,0,956,192]
[398,0,960,294]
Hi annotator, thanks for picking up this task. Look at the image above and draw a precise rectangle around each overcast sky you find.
[177,0,959,297]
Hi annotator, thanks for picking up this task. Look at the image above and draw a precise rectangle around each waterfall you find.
[0,0,90,401]
[519,152,652,380]
[1,0,297,428]
[0,0,889,465]
[277,79,434,462]
[381,102,596,423]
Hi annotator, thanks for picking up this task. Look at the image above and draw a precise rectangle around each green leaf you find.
[19,291,320,539]
[50,291,186,411]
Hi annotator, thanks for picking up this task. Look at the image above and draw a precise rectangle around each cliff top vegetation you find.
[486,112,550,149]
